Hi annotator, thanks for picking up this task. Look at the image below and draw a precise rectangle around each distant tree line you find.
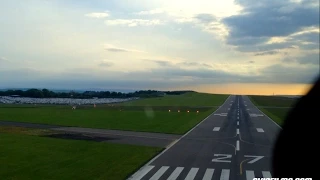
[0,89,194,99]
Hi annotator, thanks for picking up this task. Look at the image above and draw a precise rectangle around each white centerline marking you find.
[167,167,184,180]
[246,171,255,180]
[237,121,239,126]
[237,117,239,119]
[237,129,239,135]
[220,169,230,180]
[150,166,169,180]
[236,140,240,151]
[202,168,214,180]
[213,127,221,131]
[262,171,272,178]
[185,168,199,180]
[130,165,154,180]
[256,128,265,132]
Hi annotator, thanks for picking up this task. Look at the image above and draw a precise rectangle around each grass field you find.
[0,93,227,134]
[249,95,298,126]
[0,132,161,180]
[122,92,228,106]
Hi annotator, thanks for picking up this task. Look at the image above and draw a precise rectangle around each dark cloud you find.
[194,13,216,23]
[222,0,319,53]
[105,48,129,52]
[293,31,319,44]
[254,50,281,56]
[281,53,319,65]
[248,61,255,63]
[260,63,319,83]
[296,53,320,65]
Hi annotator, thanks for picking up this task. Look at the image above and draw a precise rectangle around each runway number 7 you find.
[212,154,232,163]
[244,155,264,164]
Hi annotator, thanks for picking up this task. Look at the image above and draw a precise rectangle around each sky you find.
[0,0,319,95]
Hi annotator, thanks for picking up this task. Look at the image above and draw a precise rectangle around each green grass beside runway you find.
[0,106,216,134]
[0,93,227,134]
[0,132,161,180]
[122,92,228,106]
[249,96,298,126]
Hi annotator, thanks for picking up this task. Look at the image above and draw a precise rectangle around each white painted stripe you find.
[236,140,240,151]
[129,165,154,180]
[247,109,250,110]
[256,128,264,132]
[150,166,169,180]
[185,168,199,180]
[237,117,239,119]
[237,129,239,135]
[237,121,239,126]
[167,167,184,180]
[202,168,214,180]
[246,171,255,180]
[262,171,272,178]
[213,127,220,131]
[245,105,247,106]
[220,169,230,180]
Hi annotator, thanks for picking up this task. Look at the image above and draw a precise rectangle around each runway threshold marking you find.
[256,128,264,132]
[130,165,154,180]
[150,166,169,180]
[202,168,214,180]
[135,166,271,180]
[236,140,240,151]
[167,167,184,180]
[185,168,199,180]
[213,127,221,131]
[220,169,230,180]
[262,171,272,178]
[246,171,255,180]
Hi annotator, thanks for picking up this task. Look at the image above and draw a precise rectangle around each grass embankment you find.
[249,95,298,126]
[0,130,161,180]
[0,92,228,134]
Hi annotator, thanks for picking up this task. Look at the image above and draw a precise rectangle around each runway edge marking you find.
[244,95,283,130]
[127,95,232,180]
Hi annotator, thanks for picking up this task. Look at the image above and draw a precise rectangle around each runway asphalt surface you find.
[0,121,180,148]
[128,95,282,180]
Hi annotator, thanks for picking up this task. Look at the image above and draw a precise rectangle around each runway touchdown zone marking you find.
[133,166,272,180]
[256,128,264,132]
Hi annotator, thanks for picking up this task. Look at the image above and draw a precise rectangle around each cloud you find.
[260,63,319,83]
[248,61,255,63]
[99,61,113,67]
[85,12,109,18]
[0,57,8,61]
[254,50,282,56]
[194,13,216,23]
[135,9,164,15]
[222,0,319,53]
[104,44,144,53]
[104,19,163,27]
[281,52,320,65]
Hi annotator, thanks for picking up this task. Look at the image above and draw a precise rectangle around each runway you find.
[128,95,282,180]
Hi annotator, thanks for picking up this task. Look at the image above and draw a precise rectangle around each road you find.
[128,95,282,180]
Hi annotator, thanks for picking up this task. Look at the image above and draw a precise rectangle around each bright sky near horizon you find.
[0,0,319,95]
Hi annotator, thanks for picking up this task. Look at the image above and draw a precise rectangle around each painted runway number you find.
[212,154,232,163]
[244,155,264,164]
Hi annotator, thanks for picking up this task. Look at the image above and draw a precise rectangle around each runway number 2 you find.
[212,154,232,163]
